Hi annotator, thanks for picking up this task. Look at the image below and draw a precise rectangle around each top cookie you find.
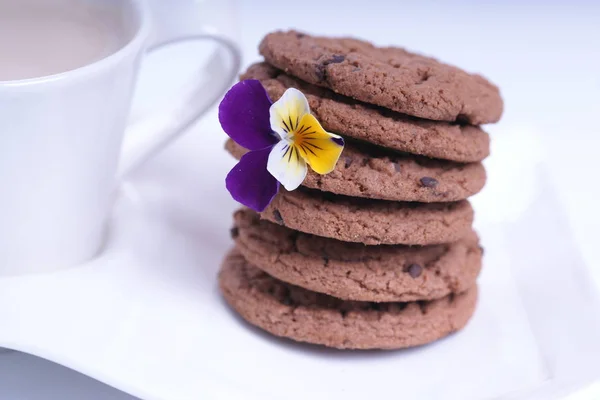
[259,31,503,124]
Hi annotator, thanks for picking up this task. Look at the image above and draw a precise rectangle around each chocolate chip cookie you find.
[260,189,474,245]
[242,62,490,162]
[226,138,486,202]
[259,31,503,124]
[233,209,482,302]
[219,249,478,350]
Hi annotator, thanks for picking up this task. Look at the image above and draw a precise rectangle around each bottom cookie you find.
[219,249,478,350]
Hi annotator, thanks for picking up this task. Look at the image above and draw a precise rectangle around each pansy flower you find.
[219,80,344,211]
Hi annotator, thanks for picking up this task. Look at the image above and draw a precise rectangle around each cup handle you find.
[117,34,241,178]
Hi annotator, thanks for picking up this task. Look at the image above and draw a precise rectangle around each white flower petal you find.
[267,140,307,191]
[269,88,310,140]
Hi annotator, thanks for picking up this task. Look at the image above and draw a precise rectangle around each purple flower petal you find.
[219,80,278,151]
[226,147,279,212]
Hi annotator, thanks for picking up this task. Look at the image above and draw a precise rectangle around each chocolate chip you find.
[315,64,327,81]
[273,209,284,225]
[323,256,329,267]
[344,156,353,168]
[229,226,239,239]
[295,32,305,38]
[405,263,423,278]
[417,69,431,83]
[393,162,401,172]
[420,177,439,188]
[478,245,485,255]
[316,55,346,81]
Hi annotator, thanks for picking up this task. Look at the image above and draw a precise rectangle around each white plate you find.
[1,116,599,400]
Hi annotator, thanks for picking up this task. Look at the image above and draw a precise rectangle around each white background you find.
[1,0,599,399]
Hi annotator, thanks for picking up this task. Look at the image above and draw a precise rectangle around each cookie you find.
[260,189,474,245]
[226,138,486,202]
[242,63,490,162]
[233,209,482,302]
[259,31,503,124]
[219,249,478,350]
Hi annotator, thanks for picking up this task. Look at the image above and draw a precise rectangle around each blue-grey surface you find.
[0,351,138,400]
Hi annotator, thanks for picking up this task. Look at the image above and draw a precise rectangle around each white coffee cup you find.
[0,0,241,275]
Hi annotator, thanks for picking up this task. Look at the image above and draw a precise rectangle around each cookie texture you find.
[219,249,478,350]
[226,139,486,202]
[259,31,503,124]
[260,189,474,245]
[233,209,482,302]
[242,63,490,162]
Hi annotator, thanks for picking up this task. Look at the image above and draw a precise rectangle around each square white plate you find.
[1,116,599,400]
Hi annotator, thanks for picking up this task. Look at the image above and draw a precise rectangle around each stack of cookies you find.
[219,31,502,350]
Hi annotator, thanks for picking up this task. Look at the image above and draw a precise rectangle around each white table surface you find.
[1,0,599,399]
